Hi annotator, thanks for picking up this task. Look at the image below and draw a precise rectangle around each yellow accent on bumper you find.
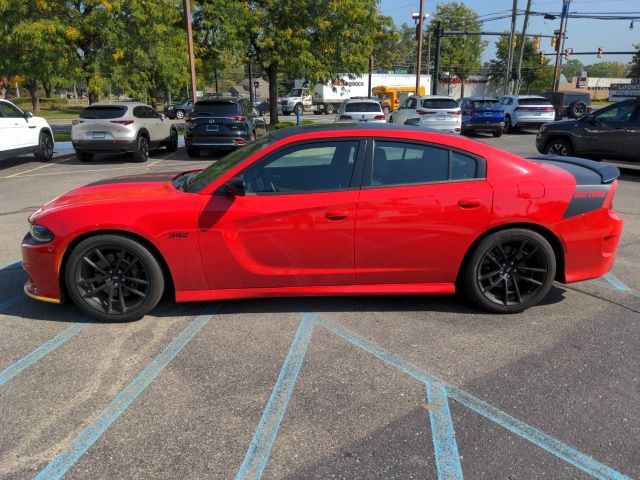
[24,284,61,304]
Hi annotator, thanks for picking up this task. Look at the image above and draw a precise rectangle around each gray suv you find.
[544,91,591,120]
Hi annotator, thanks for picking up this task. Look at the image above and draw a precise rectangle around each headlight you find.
[29,224,55,243]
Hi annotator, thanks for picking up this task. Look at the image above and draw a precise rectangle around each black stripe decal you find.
[563,185,610,218]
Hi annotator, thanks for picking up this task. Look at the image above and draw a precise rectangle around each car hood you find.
[37,172,182,213]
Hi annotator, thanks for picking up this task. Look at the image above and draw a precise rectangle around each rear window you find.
[470,100,500,109]
[518,97,552,106]
[79,106,127,119]
[421,99,459,109]
[194,101,240,116]
[345,102,382,113]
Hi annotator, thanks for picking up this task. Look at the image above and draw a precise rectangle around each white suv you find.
[389,95,461,133]
[498,95,555,133]
[71,102,179,162]
[336,98,386,123]
[0,99,54,162]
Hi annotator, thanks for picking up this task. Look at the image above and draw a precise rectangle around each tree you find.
[631,44,640,78]
[587,61,627,78]
[561,59,584,79]
[487,35,553,93]
[428,2,486,98]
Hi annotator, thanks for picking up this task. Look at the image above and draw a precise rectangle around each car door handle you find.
[458,198,482,209]
[325,210,349,221]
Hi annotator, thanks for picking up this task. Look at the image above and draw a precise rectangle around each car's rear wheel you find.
[166,129,178,152]
[492,129,502,138]
[325,103,335,115]
[175,109,185,120]
[77,150,94,162]
[132,135,149,162]
[65,235,164,322]
[464,229,556,313]
[186,147,200,158]
[35,131,54,161]
[544,138,572,156]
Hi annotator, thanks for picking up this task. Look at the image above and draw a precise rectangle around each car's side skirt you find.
[175,283,456,302]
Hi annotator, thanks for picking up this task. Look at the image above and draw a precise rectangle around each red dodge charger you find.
[22,124,623,321]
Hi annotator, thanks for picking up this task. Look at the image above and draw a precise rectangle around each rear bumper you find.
[463,121,504,131]
[21,234,62,303]
[512,114,555,127]
[72,139,138,153]
[185,131,251,149]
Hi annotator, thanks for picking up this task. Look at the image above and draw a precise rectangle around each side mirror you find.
[225,177,245,196]
[24,111,33,120]
[161,114,166,121]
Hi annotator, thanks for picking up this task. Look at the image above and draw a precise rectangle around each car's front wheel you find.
[65,234,165,322]
[166,129,178,152]
[186,147,200,158]
[463,229,556,313]
[175,109,185,120]
[132,135,149,163]
[35,131,54,161]
[544,138,572,156]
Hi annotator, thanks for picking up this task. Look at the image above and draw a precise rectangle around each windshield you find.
[470,100,501,109]
[345,102,382,113]
[421,99,459,109]
[288,89,302,97]
[80,106,128,119]
[518,97,552,106]
[186,136,274,192]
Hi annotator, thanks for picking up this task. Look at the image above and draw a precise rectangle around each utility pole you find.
[433,21,442,95]
[513,0,532,94]
[184,0,197,104]
[426,31,432,80]
[504,0,518,95]
[248,56,254,104]
[368,55,373,98]
[552,0,570,91]
[415,0,425,94]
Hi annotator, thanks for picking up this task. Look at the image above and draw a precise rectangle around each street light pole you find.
[184,0,197,104]
[552,0,570,91]
[415,0,425,94]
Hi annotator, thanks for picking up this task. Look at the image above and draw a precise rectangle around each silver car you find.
[71,102,179,162]
[389,95,462,134]
[498,95,556,133]
[336,98,386,123]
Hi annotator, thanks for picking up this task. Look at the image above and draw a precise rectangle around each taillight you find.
[448,110,462,115]
[231,115,247,121]
[110,120,135,125]
[339,115,352,120]
[543,106,554,111]
[374,115,386,120]
[72,119,83,126]
[233,138,247,145]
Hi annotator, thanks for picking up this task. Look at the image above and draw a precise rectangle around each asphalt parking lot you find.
[0,128,638,479]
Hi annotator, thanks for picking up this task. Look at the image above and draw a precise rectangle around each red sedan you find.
[22,124,623,321]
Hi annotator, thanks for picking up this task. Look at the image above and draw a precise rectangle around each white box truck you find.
[280,74,431,115]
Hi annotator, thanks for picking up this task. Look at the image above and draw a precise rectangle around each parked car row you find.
[0,99,54,162]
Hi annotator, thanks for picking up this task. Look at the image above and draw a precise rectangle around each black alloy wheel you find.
[545,139,571,156]
[167,129,178,152]
[133,135,149,162]
[176,109,185,119]
[66,235,164,322]
[35,132,54,161]
[465,229,556,313]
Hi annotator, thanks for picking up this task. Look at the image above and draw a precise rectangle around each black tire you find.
[460,126,469,136]
[77,150,94,162]
[132,135,149,163]
[568,100,587,118]
[313,111,322,115]
[64,234,165,322]
[282,111,291,116]
[464,228,556,313]
[503,115,514,134]
[492,129,503,138]
[34,131,54,161]
[383,106,391,115]
[325,103,335,115]
[166,129,178,152]
[175,109,185,120]
[186,147,200,158]
[544,138,572,156]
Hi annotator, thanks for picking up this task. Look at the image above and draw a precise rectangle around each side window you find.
[133,106,147,118]
[0,102,23,118]
[242,141,358,194]
[451,152,478,180]
[629,106,640,125]
[146,107,161,119]
[595,103,636,124]
[406,98,417,109]
[372,141,449,186]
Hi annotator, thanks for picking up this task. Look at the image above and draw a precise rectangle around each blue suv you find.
[459,97,505,137]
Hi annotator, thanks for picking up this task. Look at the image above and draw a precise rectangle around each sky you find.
[379,0,639,67]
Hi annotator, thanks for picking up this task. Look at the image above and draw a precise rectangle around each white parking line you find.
[0,156,75,179]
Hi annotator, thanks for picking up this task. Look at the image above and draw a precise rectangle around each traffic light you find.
[539,51,545,65]
[551,35,557,48]
[597,47,604,58]
[533,35,540,50]
[564,48,571,60]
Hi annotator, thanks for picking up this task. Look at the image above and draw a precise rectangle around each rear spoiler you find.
[527,155,620,184]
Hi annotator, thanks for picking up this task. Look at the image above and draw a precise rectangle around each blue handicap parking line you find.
[425,381,463,480]
[236,313,317,480]
[604,273,640,298]
[0,322,86,386]
[0,294,24,313]
[35,306,218,480]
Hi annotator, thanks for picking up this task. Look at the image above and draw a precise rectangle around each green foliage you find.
[428,2,487,97]
[487,34,553,93]
[561,59,584,79]
[587,61,627,78]
[631,44,640,77]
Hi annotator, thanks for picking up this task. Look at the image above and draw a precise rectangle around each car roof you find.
[84,102,149,108]
[269,123,443,140]
[464,97,499,101]
[515,95,547,99]
[413,95,456,100]
[343,98,380,103]
[197,97,243,104]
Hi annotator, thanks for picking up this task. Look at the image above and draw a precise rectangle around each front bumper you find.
[72,139,138,154]
[21,234,62,303]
